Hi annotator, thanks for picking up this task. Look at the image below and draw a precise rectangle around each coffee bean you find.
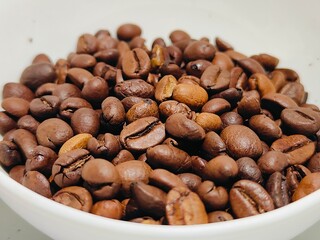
[59,97,92,120]
[8,165,25,184]
[200,65,230,93]
[67,68,93,88]
[82,158,121,200]
[159,100,193,120]
[307,152,320,173]
[212,52,234,71]
[276,68,300,82]
[94,49,119,65]
[126,99,159,123]
[279,82,306,105]
[211,87,243,108]
[69,53,96,69]
[286,165,311,196]
[177,173,202,192]
[195,112,222,132]
[55,59,70,84]
[11,129,38,159]
[215,37,234,51]
[250,53,279,71]
[221,125,263,159]
[236,157,263,184]
[32,53,52,64]
[1,97,30,118]
[114,79,155,99]
[201,131,226,159]
[0,141,22,168]
[111,149,135,166]
[0,112,17,135]
[59,133,92,156]
[184,40,216,62]
[149,168,187,192]
[230,180,274,218]
[22,170,52,198]
[207,211,234,223]
[121,48,150,79]
[225,50,247,62]
[169,30,191,43]
[292,173,320,201]
[76,34,98,54]
[229,67,248,90]
[220,112,243,129]
[52,186,93,212]
[237,58,265,75]
[257,151,289,175]
[237,92,261,119]
[248,73,276,97]
[201,98,231,115]
[52,83,82,101]
[166,187,208,225]
[91,200,123,220]
[154,75,177,102]
[2,82,34,101]
[117,24,142,42]
[29,95,60,120]
[266,172,290,208]
[186,60,212,77]
[81,76,109,105]
[35,83,56,97]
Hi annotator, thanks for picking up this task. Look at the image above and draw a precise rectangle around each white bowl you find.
[1,0,320,239]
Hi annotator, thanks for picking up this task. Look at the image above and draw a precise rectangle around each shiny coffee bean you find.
[236,157,263,184]
[215,37,233,51]
[114,79,154,99]
[280,82,306,105]
[201,131,226,159]
[266,172,290,208]
[186,59,212,77]
[35,83,56,97]
[257,151,289,175]
[177,173,202,192]
[52,83,82,101]
[212,52,234,71]
[122,48,151,79]
[111,149,135,166]
[59,133,93,156]
[71,108,100,136]
[0,141,22,168]
[87,133,121,159]
[169,30,191,44]
[29,95,60,120]
[126,99,159,123]
[250,53,279,71]
[292,173,320,201]
[59,97,92,120]
[2,82,34,101]
[8,165,25,184]
[159,100,193,120]
[184,40,216,62]
[237,58,265,75]
[1,97,30,118]
[117,23,142,41]
[76,33,98,54]
[286,165,311,196]
[149,168,187,192]
[220,112,243,129]
[22,170,52,198]
[201,98,231,115]
[17,115,39,135]
[248,73,276,97]
[91,200,123,220]
[195,112,222,132]
[69,53,96,69]
[11,129,38,159]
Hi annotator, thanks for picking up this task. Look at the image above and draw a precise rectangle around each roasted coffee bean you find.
[52,83,82,101]
[229,67,248,90]
[37,118,73,150]
[271,135,316,165]
[71,108,100,136]
[147,144,191,173]
[186,60,212,77]
[87,133,121,159]
[29,95,60,120]
[25,145,57,175]
[220,112,243,129]
[121,96,144,111]
[307,152,320,173]
[17,115,39,135]
[152,37,166,48]
[279,82,306,105]
[95,29,111,40]
[169,30,191,43]
[2,82,34,101]
[225,50,247,62]
[115,160,152,197]
[212,52,234,71]
[81,76,109,105]
[207,211,234,223]
[201,131,226,159]
[237,58,265,75]
[76,33,98,54]
[249,114,282,142]
[1,97,30,118]
[129,217,161,225]
[101,96,126,130]
[204,155,238,183]
[276,68,300,82]
[149,168,187,192]
[165,113,205,141]
[154,75,177,102]
[52,149,92,188]
[286,165,311,196]
[112,149,135,166]
[250,53,279,71]
[82,158,121,200]
[215,37,233,51]
[0,141,22,168]
[236,157,263,184]
[159,63,184,79]
[35,83,56,97]
[200,65,230,93]
[195,112,222,132]
[59,97,92,120]
[269,70,286,92]
[11,129,38,159]
[292,173,320,201]
[150,44,168,69]
[166,187,208,225]
[0,112,17,135]
[184,40,216,62]
[237,93,261,119]
[248,73,276,97]
[22,170,52,198]
[221,125,263,159]
[178,173,202,192]
[131,182,167,218]
[69,53,96,69]
[32,53,51,64]
[172,83,208,110]
[59,133,92,156]
[281,107,320,136]
[91,199,123,220]
[120,117,165,152]
[201,98,231,115]
[159,100,193,120]
[94,49,119,65]
[20,62,57,90]
[257,151,289,175]
[126,99,159,123]
[117,24,142,42]
[55,59,70,84]
[114,79,154,99]
[266,172,290,208]
[52,186,93,212]
[121,48,150,79]
[230,180,274,218]
[8,165,25,184]
[197,180,228,211]
[211,87,243,108]
[67,68,93,88]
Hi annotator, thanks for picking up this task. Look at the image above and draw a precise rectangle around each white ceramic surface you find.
[0,0,320,239]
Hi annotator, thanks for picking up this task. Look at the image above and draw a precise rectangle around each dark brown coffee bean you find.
[286,165,311,196]
[257,151,289,175]
[200,65,230,93]
[17,115,39,134]
[201,98,231,115]
[121,96,144,111]
[76,34,98,54]
[167,45,183,66]
[221,125,263,159]
[197,180,228,211]
[236,157,263,184]
[59,97,92,120]
[111,149,135,166]
[237,58,265,75]
[149,169,187,192]
[126,99,159,123]
[292,172,320,201]
[307,152,320,173]
[32,53,52,64]
[0,141,22,168]
[101,96,126,129]
[82,158,121,200]
[86,133,121,159]
[215,37,234,51]
[229,66,248,90]
[131,181,167,218]
[120,117,165,152]
[117,24,142,41]
[248,73,276,97]
[166,187,208,225]
[82,76,109,105]
[29,95,60,120]
[249,114,282,141]
[22,170,52,198]
[20,62,57,90]
[159,63,184,79]
[1,97,30,118]
[52,83,82,101]
[71,108,100,136]
[169,30,191,43]
[201,131,226,159]
[52,186,93,212]
[35,83,56,97]
[52,149,92,188]
[230,180,274,218]
[36,118,73,150]
[0,112,17,135]
[67,68,93,88]
[115,160,152,197]
[204,155,238,183]
[237,92,261,119]
[147,144,191,173]
[3,82,34,101]
[250,53,279,71]
[121,48,150,79]
[165,113,205,141]
[271,135,316,165]
[207,211,234,223]
[8,165,25,184]
[25,145,57,176]
[220,112,243,129]
[177,173,202,192]
[159,100,193,120]
[94,49,119,65]
[114,79,155,99]
[11,129,38,159]
[184,40,216,62]
[281,107,320,136]
[266,172,290,208]
[186,59,212,78]
[91,199,123,220]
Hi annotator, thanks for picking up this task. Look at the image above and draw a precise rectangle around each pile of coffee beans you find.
[1,23,320,225]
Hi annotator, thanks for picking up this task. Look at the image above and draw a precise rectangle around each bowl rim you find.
[1,168,320,238]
